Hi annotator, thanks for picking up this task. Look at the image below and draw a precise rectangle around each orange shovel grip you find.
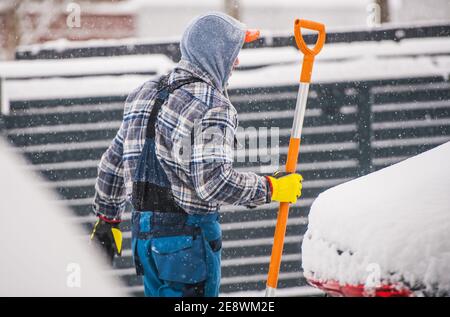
[294,19,326,83]
[294,19,326,56]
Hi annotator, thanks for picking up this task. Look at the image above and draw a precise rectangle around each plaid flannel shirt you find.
[93,60,270,220]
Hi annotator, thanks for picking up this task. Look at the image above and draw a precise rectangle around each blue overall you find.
[130,75,222,297]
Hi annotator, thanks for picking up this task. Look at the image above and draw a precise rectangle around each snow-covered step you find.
[372,117,450,130]
[6,120,122,136]
[371,81,450,95]
[30,159,99,171]
[371,99,450,113]
[372,135,450,148]
[9,102,125,116]
[0,54,173,80]
[371,156,409,167]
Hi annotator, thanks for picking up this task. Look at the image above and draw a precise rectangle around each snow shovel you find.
[265,19,326,297]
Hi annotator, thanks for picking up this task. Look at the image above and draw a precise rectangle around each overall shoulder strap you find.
[146,75,204,138]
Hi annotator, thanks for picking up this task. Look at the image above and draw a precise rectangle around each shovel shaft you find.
[265,84,309,293]
[292,83,310,139]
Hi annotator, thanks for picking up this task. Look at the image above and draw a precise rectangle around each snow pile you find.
[0,137,127,296]
[302,142,450,296]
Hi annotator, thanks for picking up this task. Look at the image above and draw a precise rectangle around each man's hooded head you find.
[180,12,258,92]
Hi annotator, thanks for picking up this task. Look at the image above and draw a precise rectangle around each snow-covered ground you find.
[302,142,450,296]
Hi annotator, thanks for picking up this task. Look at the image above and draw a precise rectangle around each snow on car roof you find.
[302,142,450,296]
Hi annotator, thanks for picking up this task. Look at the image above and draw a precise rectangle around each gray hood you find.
[180,12,246,92]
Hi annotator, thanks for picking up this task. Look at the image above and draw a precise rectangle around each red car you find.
[302,142,450,297]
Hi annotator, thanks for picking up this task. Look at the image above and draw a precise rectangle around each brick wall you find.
[0,1,136,60]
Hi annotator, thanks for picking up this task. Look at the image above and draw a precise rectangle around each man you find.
[90,12,303,297]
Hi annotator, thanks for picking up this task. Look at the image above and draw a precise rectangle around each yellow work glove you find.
[90,217,123,264]
[266,173,303,203]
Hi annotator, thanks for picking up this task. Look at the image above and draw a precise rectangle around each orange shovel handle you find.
[294,19,326,56]
[294,19,326,83]
[266,19,326,296]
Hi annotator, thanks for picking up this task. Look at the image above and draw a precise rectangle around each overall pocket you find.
[151,235,207,284]
[207,238,222,253]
